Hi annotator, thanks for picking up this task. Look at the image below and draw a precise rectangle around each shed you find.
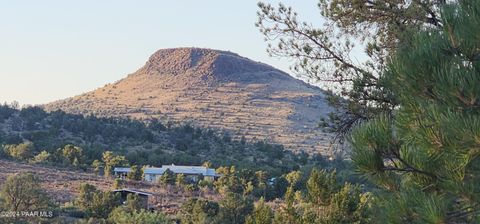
[112,188,153,210]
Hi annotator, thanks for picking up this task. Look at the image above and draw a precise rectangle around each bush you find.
[108,207,171,224]
[3,142,35,160]
[30,150,51,164]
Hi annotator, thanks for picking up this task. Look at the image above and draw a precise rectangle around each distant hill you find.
[44,48,334,154]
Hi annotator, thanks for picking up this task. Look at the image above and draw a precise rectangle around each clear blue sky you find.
[0,0,325,105]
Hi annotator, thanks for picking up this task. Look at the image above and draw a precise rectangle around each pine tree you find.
[256,1,448,142]
[350,1,480,222]
[176,173,186,188]
[275,171,301,224]
[306,169,338,205]
[102,151,128,177]
[217,192,254,224]
[127,165,142,181]
[245,197,274,224]
[113,178,123,190]
[178,198,220,224]
[91,159,103,175]
[75,183,97,210]
[61,144,83,165]
[125,194,143,212]
[158,169,175,186]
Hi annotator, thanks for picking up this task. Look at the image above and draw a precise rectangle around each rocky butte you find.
[45,48,334,155]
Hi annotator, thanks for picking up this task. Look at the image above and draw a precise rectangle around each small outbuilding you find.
[112,188,153,210]
[113,167,131,179]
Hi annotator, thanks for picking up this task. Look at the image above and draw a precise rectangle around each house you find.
[144,165,219,182]
[114,164,219,182]
[113,167,131,179]
[112,188,153,210]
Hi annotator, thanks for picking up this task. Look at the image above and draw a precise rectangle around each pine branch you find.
[385,152,438,179]
[446,203,480,220]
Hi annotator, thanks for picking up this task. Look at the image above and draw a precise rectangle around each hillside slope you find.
[0,105,301,175]
[45,48,333,154]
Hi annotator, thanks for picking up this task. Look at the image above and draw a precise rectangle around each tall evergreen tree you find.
[245,197,274,224]
[102,151,128,177]
[350,1,480,222]
[158,169,175,186]
[127,165,142,181]
[306,169,338,205]
[217,192,254,224]
[178,198,220,224]
[256,1,448,143]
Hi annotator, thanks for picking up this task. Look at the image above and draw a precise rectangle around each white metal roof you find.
[114,167,131,172]
[144,165,218,176]
[143,167,164,175]
[115,165,219,177]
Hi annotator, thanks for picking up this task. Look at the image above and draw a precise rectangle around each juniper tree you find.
[61,144,83,165]
[0,173,50,212]
[350,1,480,222]
[3,142,35,160]
[31,150,51,164]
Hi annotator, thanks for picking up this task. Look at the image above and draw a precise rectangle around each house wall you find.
[114,171,129,179]
[144,173,216,183]
[185,174,198,182]
[204,176,215,182]
[144,174,160,182]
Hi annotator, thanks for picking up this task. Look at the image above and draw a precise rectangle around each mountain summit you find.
[45,48,334,154]
[144,48,276,77]
[134,48,294,86]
